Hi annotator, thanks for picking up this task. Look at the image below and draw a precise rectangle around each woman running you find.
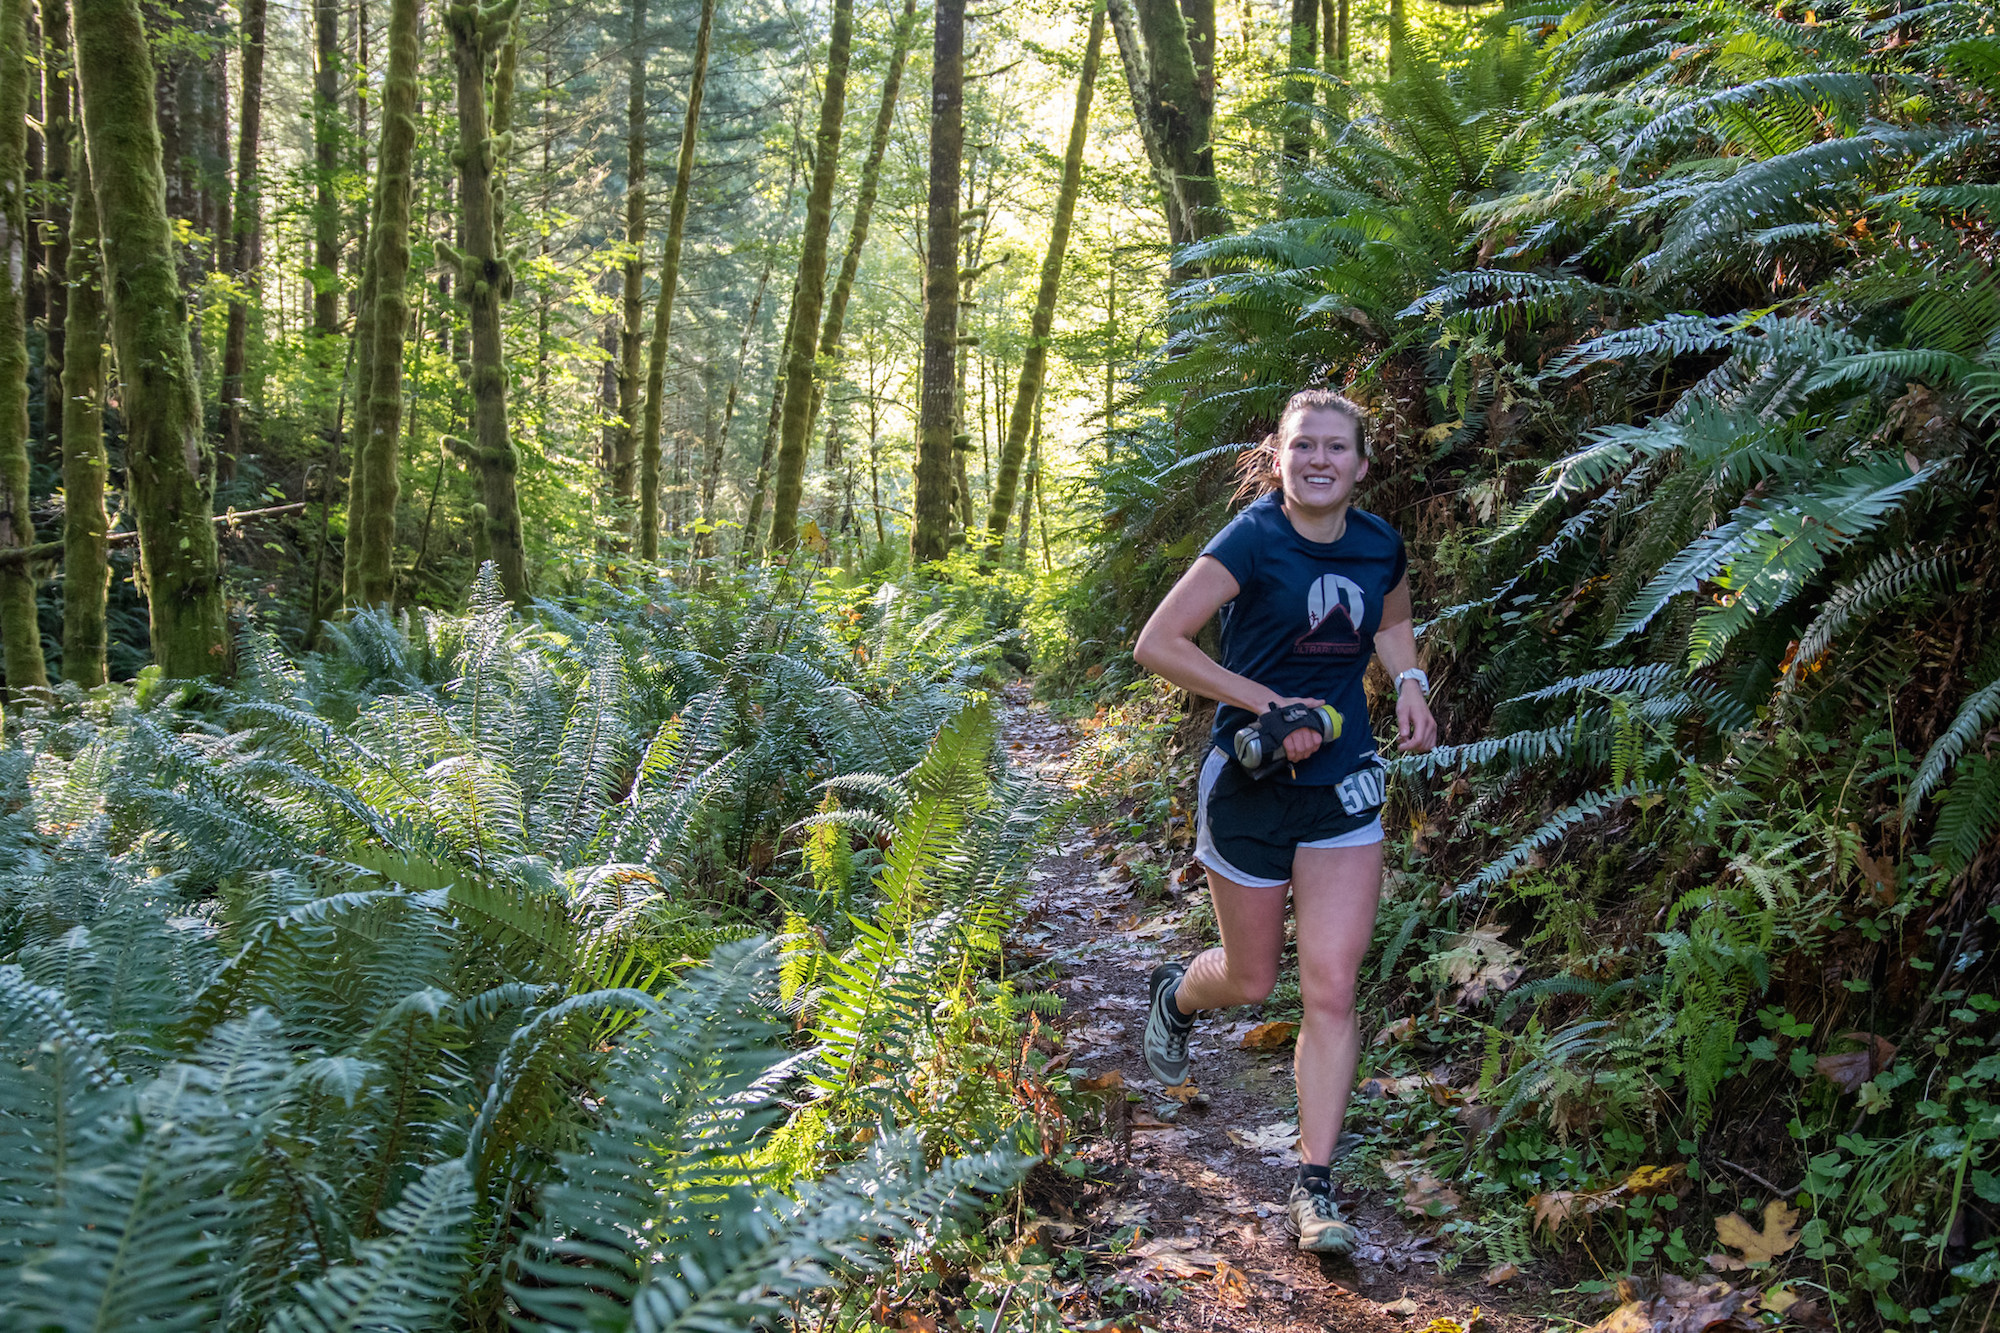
[1132,387,1437,1255]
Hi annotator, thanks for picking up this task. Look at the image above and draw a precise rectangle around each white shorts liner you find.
[1192,748,1384,889]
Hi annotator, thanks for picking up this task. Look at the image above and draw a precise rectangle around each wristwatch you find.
[1395,668,1431,697]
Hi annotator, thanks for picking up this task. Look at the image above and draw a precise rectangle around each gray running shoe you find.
[1286,1183,1358,1255]
[1143,961,1194,1086]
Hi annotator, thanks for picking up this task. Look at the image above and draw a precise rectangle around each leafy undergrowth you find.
[1050,675,1999,1332]
[0,565,1093,1332]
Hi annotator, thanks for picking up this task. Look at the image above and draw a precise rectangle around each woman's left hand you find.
[1396,689,1438,753]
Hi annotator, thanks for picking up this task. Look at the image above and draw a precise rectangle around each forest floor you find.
[999,684,1582,1333]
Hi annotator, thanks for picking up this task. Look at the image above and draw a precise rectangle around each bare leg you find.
[1289,840,1384,1165]
[1173,868,1287,1014]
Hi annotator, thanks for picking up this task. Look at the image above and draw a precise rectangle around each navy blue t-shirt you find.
[1201,492,1408,785]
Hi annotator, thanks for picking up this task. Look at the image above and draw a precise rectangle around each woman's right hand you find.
[1268,696,1328,763]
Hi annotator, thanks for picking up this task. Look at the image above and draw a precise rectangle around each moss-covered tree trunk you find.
[342,0,419,608]
[0,0,44,692]
[738,275,796,561]
[1388,0,1403,76]
[983,0,1101,560]
[219,0,264,469]
[763,0,853,554]
[41,0,70,473]
[1282,0,1316,167]
[1106,0,1185,245]
[1109,0,1228,260]
[445,0,528,604]
[313,0,340,336]
[610,0,645,518]
[911,0,964,564]
[62,138,105,687]
[804,0,916,438]
[637,0,716,560]
[73,0,226,677]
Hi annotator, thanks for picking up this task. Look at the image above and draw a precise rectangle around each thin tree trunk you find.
[1282,0,1316,167]
[220,0,264,474]
[805,0,916,439]
[698,259,767,560]
[61,137,105,687]
[739,275,796,561]
[344,0,418,608]
[1388,0,1403,76]
[637,0,716,560]
[41,0,69,476]
[984,0,1102,559]
[0,0,43,692]
[444,0,528,603]
[1015,403,1038,566]
[912,0,963,564]
[610,0,645,514]
[313,0,340,335]
[765,0,855,554]
[74,0,227,676]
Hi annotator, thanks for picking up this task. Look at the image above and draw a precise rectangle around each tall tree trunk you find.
[1106,0,1185,245]
[219,0,264,472]
[0,0,44,692]
[764,0,854,554]
[1282,0,1316,167]
[41,0,70,475]
[805,0,916,438]
[344,0,418,608]
[984,0,1101,559]
[74,0,227,676]
[444,0,528,603]
[313,0,340,335]
[610,0,645,516]
[636,0,716,560]
[61,136,105,687]
[738,274,796,561]
[911,0,963,564]
[698,259,767,560]
[1109,0,1228,258]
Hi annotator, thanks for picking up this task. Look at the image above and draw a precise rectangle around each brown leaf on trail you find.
[1226,1120,1299,1154]
[1583,1303,1658,1333]
[1360,1074,1415,1100]
[1399,1171,1464,1218]
[1457,1102,1499,1140]
[1761,1287,1802,1316]
[1704,1252,1749,1273]
[1128,1109,1179,1131]
[1850,829,1898,906]
[895,1313,938,1333]
[1160,1081,1200,1103]
[1422,1076,1465,1107]
[1715,1200,1802,1264]
[1212,1260,1252,1308]
[1483,1263,1521,1286]
[1074,1070,1124,1093]
[1240,1021,1300,1051]
[1375,1015,1419,1046]
[1121,1236,1221,1283]
[1085,664,1105,680]
[1813,1049,1874,1094]
[1380,1296,1421,1316]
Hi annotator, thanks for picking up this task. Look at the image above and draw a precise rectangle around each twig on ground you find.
[1719,1159,1802,1199]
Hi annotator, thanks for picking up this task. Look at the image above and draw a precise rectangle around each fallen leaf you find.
[1225,1120,1299,1154]
[896,1313,938,1333]
[1429,927,1523,1006]
[1160,1081,1200,1103]
[1380,1296,1421,1316]
[1075,1071,1125,1093]
[1812,1049,1873,1094]
[1582,1302,1659,1333]
[1359,1073,1415,1099]
[1375,1015,1418,1046]
[1416,1319,1466,1333]
[1623,1163,1687,1195]
[1400,1172,1464,1218]
[1240,1020,1300,1050]
[1128,1109,1179,1131]
[1761,1286,1801,1316]
[1212,1260,1252,1307]
[1121,1235,1220,1282]
[1715,1199,1802,1264]
[1483,1263,1520,1286]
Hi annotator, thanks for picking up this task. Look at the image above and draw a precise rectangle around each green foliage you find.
[0,571,1049,1331]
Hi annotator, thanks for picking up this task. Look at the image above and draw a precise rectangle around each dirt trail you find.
[1001,686,1554,1333]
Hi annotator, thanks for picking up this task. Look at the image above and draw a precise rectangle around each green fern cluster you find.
[0,570,1047,1331]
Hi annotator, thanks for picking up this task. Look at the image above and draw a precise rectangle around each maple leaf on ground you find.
[1714,1199,1803,1264]
[1240,1020,1300,1050]
[1225,1120,1299,1154]
[1813,1031,1897,1093]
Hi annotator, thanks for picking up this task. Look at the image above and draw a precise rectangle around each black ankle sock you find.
[1298,1163,1333,1193]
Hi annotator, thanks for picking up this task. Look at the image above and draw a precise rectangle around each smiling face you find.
[1277,407,1367,517]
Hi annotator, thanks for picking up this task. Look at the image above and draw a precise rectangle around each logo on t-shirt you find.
[1294,573,1365,657]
